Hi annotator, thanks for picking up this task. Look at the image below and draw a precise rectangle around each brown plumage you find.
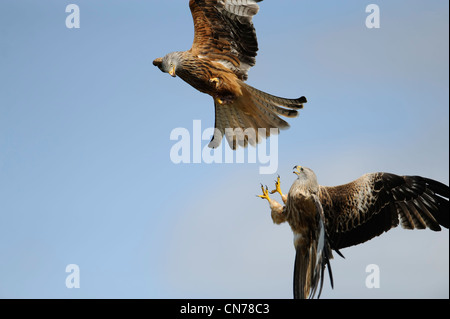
[153,0,307,149]
[259,166,449,299]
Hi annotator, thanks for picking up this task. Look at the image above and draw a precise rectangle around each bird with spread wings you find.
[153,0,307,150]
[259,166,449,299]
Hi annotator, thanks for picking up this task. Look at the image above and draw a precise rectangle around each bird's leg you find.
[210,78,225,105]
[259,184,287,225]
[258,184,271,202]
[209,77,236,105]
[215,97,225,105]
[215,96,234,105]
[209,77,221,89]
[270,175,288,204]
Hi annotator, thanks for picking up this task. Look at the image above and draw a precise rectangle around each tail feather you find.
[293,247,310,299]
[223,105,247,148]
[294,203,334,299]
[209,101,261,149]
[253,94,299,118]
[209,103,227,149]
[222,104,245,149]
[243,83,307,109]
[208,82,307,149]
[252,98,290,129]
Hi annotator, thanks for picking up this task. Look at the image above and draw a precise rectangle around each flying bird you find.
[153,0,307,150]
[259,166,449,299]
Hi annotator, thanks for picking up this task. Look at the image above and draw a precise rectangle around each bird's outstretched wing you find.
[189,0,262,81]
[319,173,449,250]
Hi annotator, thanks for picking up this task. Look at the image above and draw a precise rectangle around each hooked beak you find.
[293,165,302,175]
[169,65,176,77]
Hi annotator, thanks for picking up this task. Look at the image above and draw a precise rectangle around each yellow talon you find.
[258,184,271,203]
[270,175,284,197]
[210,77,220,88]
[216,98,224,105]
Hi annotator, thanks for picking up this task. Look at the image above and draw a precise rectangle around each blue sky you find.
[0,0,448,298]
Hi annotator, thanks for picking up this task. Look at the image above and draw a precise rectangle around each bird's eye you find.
[300,167,304,171]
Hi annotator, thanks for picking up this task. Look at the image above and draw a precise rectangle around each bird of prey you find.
[259,166,449,299]
[153,0,307,150]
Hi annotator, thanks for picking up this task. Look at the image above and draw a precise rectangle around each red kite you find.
[259,166,449,298]
[153,0,306,149]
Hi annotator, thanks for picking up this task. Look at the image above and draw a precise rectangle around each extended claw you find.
[215,95,234,105]
[270,175,287,204]
[209,77,220,88]
[258,184,271,203]
[270,175,283,196]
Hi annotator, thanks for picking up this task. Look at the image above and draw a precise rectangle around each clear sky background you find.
[0,0,448,299]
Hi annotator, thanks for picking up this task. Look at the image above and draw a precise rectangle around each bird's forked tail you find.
[208,82,307,149]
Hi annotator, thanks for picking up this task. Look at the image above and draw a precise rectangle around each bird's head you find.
[153,52,182,78]
[293,165,319,191]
